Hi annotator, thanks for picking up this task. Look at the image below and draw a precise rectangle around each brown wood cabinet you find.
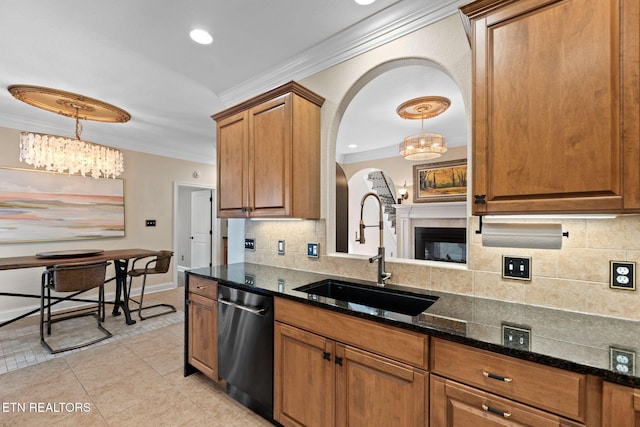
[212,81,324,219]
[431,375,583,426]
[461,0,640,215]
[602,381,640,426]
[274,297,428,427]
[430,338,601,425]
[186,276,223,384]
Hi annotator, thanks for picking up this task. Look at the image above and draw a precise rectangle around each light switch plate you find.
[502,256,532,281]
[278,240,285,255]
[244,238,255,251]
[610,261,636,290]
[307,243,319,258]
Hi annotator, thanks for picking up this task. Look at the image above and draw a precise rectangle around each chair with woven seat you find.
[40,261,112,354]
[126,250,176,321]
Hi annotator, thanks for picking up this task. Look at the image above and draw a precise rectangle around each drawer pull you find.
[196,286,206,289]
[483,371,513,382]
[482,403,511,418]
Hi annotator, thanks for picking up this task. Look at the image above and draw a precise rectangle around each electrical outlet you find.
[278,240,285,255]
[610,347,636,375]
[502,324,531,351]
[278,279,285,292]
[610,261,636,290]
[244,238,255,251]
[307,243,319,258]
[502,256,531,280]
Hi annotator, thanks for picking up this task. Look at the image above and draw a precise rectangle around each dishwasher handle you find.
[218,298,267,316]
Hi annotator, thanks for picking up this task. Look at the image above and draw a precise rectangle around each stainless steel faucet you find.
[355,192,391,286]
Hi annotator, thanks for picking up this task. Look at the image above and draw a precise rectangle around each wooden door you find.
[274,322,335,427]
[335,344,427,427]
[216,110,249,217]
[430,375,583,427]
[188,293,217,380]
[468,0,635,214]
[602,382,640,427]
[249,93,292,217]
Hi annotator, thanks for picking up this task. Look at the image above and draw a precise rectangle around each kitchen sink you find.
[293,280,439,316]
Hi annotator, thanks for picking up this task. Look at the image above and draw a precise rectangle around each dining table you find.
[0,248,160,328]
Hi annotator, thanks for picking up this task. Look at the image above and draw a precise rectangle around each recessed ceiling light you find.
[190,29,213,45]
[354,0,376,5]
[348,144,358,148]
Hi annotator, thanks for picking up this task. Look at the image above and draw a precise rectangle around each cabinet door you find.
[249,93,292,217]
[602,382,640,427]
[335,344,427,427]
[274,322,335,427]
[216,110,249,217]
[188,293,218,380]
[470,0,637,214]
[430,375,583,427]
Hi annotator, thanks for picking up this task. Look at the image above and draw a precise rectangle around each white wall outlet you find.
[610,261,636,290]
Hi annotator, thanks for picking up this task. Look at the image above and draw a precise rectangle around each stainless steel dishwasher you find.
[217,284,274,420]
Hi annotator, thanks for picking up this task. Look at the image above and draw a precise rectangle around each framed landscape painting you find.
[0,168,125,243]
[413,159,467,203]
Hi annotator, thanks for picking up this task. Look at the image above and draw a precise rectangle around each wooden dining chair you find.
[126,250,176,321]
[40,261,112,354]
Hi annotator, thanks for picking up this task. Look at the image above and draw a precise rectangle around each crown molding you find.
[219,0,467,106]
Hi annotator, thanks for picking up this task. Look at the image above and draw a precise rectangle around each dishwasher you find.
[217,284,274,420]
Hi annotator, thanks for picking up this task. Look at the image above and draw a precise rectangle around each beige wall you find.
[244,14,640,321]
[0,126,215,317]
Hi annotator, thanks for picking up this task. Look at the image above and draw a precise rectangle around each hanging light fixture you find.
[397,96,450,161]
[8,85,130,179]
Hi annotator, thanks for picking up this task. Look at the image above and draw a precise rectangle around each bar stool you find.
[126,250,176,320]
[40,261,112,354]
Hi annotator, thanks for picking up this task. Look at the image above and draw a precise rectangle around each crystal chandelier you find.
[8,85,130,179]
[397,96,450,161]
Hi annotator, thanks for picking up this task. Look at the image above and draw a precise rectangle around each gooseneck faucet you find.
[355,192,391,286]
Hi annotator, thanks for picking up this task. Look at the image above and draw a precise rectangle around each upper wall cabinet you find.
[212,81,325,219]
[461,0,640,215]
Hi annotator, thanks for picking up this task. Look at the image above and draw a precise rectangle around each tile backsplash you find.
[244,215,640,321]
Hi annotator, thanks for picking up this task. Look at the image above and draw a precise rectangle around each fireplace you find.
[414,227,466,263]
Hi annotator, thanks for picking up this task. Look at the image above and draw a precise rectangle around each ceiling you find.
[0,0,467,165]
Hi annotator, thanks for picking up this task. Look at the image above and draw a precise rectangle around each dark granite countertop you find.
[187,262,640,388]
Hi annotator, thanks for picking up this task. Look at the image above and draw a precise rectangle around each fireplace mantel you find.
[395,202,467,259]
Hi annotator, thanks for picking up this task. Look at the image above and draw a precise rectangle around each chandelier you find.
[397,96,450,161]
[8,85,130,179]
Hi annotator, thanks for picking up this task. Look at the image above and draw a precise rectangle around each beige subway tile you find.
[524,277,587,312]
[558,248,624,283]
[474,271,525,303]
[431,267,473,294]
[587,215,640,250]
[586,282,640,321]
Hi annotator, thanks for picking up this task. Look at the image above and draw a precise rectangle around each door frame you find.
[173,181,221,286]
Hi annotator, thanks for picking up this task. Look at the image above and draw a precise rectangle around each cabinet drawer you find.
[431,375,584,427]
[189,276,217,299]
[431,338,587,422]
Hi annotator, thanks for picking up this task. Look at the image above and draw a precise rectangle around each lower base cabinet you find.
[274,297,428,427]
[602,382,640,426]
[430,375,583,427]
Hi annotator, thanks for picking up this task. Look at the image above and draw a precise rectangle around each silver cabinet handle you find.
[483,371,513,382]
[218,298,266,316]
[482,403,511,418]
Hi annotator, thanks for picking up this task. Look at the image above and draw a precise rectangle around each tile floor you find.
[0,287,273,426]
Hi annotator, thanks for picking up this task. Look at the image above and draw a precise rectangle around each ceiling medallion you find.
[397,96,450,161]
[8,85,129,178]
[8,85,130,123]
